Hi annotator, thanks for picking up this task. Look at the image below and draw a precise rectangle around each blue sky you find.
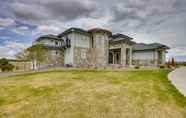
[0,0,186,61]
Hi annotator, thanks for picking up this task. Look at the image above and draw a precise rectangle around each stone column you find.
[154,50,158,66]
[162,50,166,64]
[129,47,132,66]
[112,52,114,64]
[121,45,126,67]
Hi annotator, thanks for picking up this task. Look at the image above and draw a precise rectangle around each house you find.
[34,27,169,68]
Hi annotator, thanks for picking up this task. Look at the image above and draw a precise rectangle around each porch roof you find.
[36,34,63,42]
[109,33,135,45]
[133,43,170,51]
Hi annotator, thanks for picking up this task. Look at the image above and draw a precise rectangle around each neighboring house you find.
[34,27,169,68]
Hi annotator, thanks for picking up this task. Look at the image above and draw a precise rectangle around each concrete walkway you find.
[168,67,186,97]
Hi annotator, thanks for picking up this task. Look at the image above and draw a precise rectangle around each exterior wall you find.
[63,32,91,66]
[73,33,90,48]
[133,50,155,66]
[132,49,167,66]
[73,47,91,67]
[64,33,74,65]
[132,50,160,66]
[133,51,155,60]
[50,50,63,64]
[73,32,91,67]
[90,32,109,67]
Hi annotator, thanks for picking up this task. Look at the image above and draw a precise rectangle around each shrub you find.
[65,64,73,67]
[135,66,140,69]
[159,65,165,69]
[1,63,14,72]
[0,58,14,72]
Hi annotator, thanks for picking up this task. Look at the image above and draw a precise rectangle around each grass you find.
[0,69,186,118]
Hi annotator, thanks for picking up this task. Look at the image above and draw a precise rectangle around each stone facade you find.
[88,30,110,67]
[34,28,169,68]
[73,47,91,67]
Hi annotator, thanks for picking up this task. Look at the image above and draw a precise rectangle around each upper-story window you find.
[91,36,94,48]
[55,41,58,46]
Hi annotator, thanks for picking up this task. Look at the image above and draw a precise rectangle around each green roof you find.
[58,27,90,37]
[133,43,170,51]
[36,34,63,42]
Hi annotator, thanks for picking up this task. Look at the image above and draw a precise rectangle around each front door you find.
[109,49,121,64]
[115,52,121,64]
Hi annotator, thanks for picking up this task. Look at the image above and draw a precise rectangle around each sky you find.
[0,0,186,61]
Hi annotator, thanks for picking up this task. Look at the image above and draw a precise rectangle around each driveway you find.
[168,67,186,97]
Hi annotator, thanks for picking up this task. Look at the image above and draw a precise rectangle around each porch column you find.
[129,48,132,66]
[112,52,114,64]
[162,50,166,64]
[121,46,126,66]
[154,51,158,65]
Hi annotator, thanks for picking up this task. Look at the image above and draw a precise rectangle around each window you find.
[91,36,94,48]
[55,41,58,45]
[81,50,86,59]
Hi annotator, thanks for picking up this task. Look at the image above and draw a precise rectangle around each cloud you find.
[9,0,97,24]
[11,26,31,35]
[0,36,11,40]
[0,0,186,60]
[37,25,61,34]
[9,2,49,24]
[0,18,16,27]
[0,41,31,59]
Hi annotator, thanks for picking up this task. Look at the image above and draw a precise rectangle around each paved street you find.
[168,67,186,97]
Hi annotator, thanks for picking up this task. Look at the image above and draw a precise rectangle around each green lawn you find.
[0,69,186,118]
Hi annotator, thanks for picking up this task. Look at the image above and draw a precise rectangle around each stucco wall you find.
[133,51,155,60]
[64,33,74,65]
[133,49,167,66]
[73,33,90,48]
[90,32,109,67]
[73,47,91,67]
[132,50,158,66]
[64,32,91,66]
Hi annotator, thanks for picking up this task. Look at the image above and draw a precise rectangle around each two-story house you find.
[34,27,169,68]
